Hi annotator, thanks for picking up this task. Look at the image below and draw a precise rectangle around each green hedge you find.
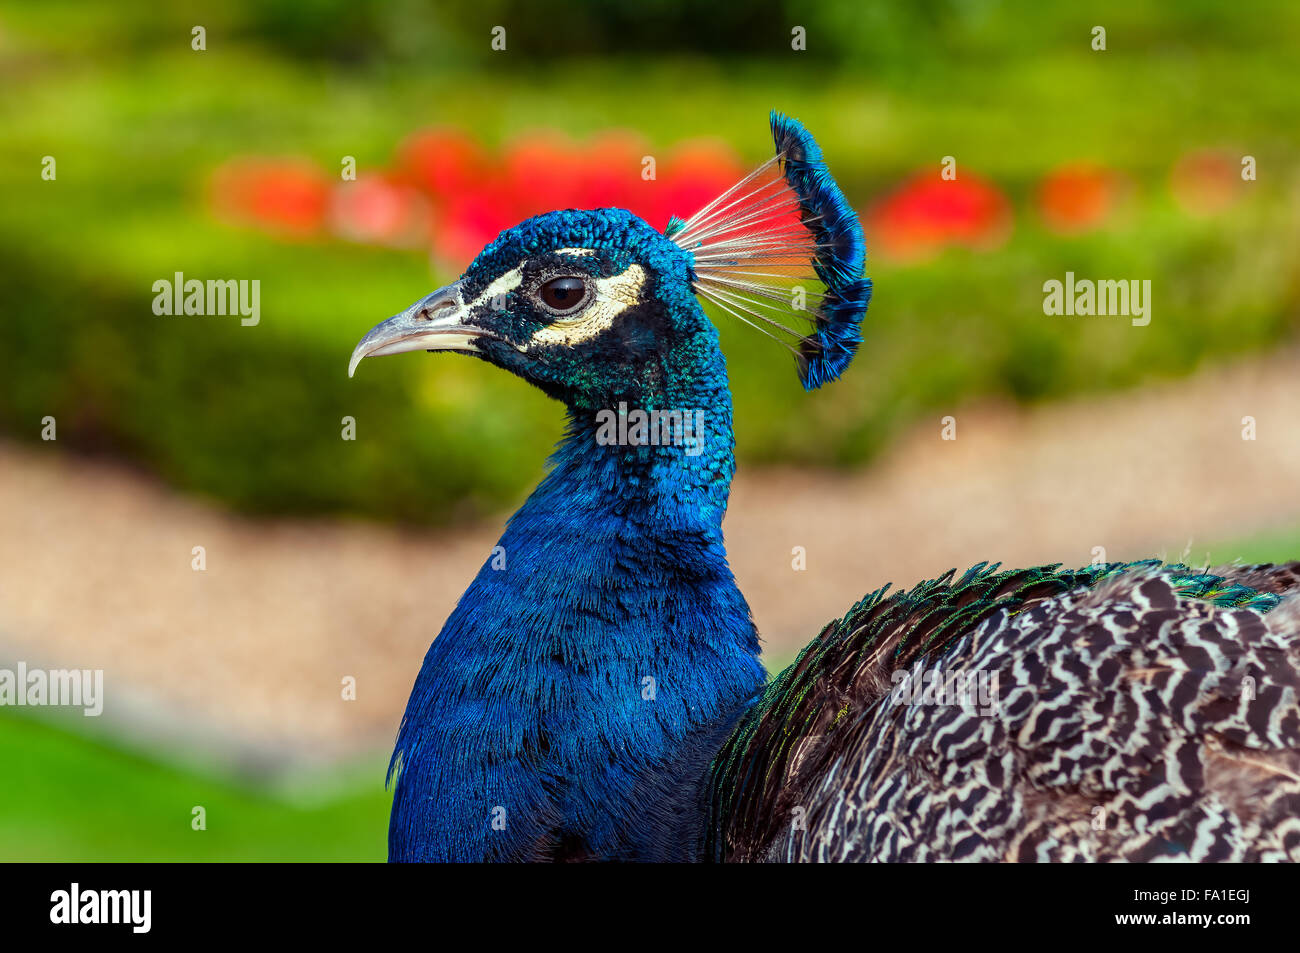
[2,5,1297,523]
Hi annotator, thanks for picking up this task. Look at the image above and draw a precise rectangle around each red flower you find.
[1170,149,1243,216]
[432,187,518,267]
[397,128,489,200]
[576,131,649,213]
[209,127,749,267]
[424,129,744,267]
[868,172,1012,262]
[649,139,746,232]
[504,131,589,219]
[1037,162,1128,234]
[209,158,330,237]
[329,174,430,248]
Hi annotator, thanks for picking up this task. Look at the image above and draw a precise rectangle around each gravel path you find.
[3,352,1299,768]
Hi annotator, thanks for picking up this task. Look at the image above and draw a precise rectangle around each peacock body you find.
[349,114,1300,863]
[710,561,1300,862]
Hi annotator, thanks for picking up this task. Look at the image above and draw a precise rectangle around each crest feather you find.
[669,111,871,389]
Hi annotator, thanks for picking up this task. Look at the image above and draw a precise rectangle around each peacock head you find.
[349,208,710,410]
[349,113,872,410]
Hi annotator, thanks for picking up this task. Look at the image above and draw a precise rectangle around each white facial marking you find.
[528,264,647,348]
[555,247,596,257]
[469,267,524,309]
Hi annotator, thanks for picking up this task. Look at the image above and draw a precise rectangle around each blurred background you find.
[1,0,1298,860]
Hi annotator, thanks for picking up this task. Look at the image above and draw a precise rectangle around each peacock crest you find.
[668,112,872,389]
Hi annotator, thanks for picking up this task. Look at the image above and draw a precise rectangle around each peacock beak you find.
[348,281,490,378]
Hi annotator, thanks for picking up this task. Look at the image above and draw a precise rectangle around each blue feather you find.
[383,210,765,862]
[768,111,872,389]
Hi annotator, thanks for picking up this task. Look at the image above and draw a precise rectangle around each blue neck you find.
[388,348,764,861]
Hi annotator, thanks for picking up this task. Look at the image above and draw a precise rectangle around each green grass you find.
[1205,525,1300,568]
[0,712,389,861]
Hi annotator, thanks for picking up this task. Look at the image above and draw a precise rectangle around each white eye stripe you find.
[527,264,647,348]
[554,247,596,257]
[593,267,645,307]
[467,267,524,309]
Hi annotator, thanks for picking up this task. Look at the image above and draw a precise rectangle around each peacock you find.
[349,113,1300,863]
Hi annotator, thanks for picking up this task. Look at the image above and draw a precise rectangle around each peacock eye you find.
[538,276,588,315]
